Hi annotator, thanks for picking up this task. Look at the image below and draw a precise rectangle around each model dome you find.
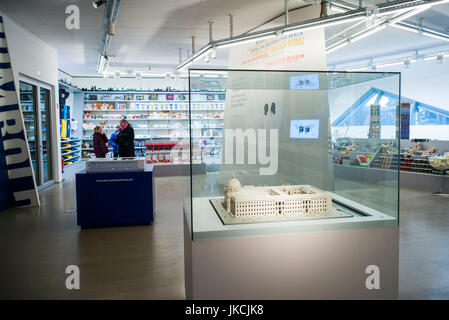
[226,175,241,189]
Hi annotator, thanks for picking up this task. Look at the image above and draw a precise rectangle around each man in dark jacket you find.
[116,120,135,157]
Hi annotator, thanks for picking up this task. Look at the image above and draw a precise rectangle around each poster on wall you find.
[0,13,39,213]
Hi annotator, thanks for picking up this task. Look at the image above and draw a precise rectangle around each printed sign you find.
[289,74,320,90]
[0,14,39,212]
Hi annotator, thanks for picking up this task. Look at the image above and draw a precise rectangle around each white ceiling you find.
[1,0,449,75]
[326,2,449,66]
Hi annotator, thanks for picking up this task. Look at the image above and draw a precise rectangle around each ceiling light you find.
[192,46,212,63]
[283,15,365,36]
[97,54,108,74]
[347,66,369,71]
[421,31,449,42]
[179,60,193,72]
[351,25,387,43]
[330,6,347,14]
[115,72,120,79]
[136,73,142,80]
[377,61,403,68]
[392,24,419,33]
[404,59,411,68]
[389,5,431,25]
[437,54,444,64]
[326,40,349,54]
[93,0,106,9]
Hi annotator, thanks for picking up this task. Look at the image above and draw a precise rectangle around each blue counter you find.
[75,165,154,228]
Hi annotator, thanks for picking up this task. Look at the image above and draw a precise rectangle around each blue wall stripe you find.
[0,62,11,69]
[0,47,8,53]
[0,32,5,38]
[0,104,20,112]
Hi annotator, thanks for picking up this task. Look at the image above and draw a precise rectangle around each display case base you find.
[184,215,399,300]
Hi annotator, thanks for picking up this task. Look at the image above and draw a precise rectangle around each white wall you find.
[3,14,62,183]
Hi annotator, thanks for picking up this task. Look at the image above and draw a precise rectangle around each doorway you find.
[19,80,54,189]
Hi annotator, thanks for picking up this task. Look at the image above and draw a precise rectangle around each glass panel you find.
[188,70,400,241]
[40,87,52,183]
[19,81,38,185]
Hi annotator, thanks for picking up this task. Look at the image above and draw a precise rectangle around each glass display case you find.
[183,69,401,241]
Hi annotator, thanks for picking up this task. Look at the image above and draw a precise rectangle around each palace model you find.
[223,175,332,217]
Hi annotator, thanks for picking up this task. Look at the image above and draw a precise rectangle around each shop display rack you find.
[81,90,225,162]
[61,137,82,168]
[332,141,449,176]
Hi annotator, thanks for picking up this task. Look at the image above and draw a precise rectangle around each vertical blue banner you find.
[0,13,39,212]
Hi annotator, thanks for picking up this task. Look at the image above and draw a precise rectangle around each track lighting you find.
[93,0,106,9]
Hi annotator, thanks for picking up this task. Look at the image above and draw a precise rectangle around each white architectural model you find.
[223,175,332,218]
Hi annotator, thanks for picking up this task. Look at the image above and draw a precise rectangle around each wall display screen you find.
[289,74,319,90]
[290,119,320,139]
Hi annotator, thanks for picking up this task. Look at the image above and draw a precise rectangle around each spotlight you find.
[93,0,106,9]
[115,72,120,79]
[205,54,210,63]
[404,59,411,68]
[437,54,444,64]
[211,47,217,59]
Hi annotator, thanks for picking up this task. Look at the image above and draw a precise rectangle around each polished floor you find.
[0,175,448,299]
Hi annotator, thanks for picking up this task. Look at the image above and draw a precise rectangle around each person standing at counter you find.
[116,119,135,157]
[93,125,109,158]
[108,125,120,158]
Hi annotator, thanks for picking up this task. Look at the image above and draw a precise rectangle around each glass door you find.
[19,80,54,188]
[19,82,39,182]
[40,87,52,183]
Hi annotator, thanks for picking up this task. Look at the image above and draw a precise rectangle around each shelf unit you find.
[81,90,225,164]
[61,138,82,168]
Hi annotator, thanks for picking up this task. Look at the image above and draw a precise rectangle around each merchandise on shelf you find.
[82,90,225,162]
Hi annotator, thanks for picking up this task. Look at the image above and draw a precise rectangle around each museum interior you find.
[0,0,448,300]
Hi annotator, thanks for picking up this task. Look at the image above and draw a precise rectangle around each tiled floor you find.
[0,174,448,299]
